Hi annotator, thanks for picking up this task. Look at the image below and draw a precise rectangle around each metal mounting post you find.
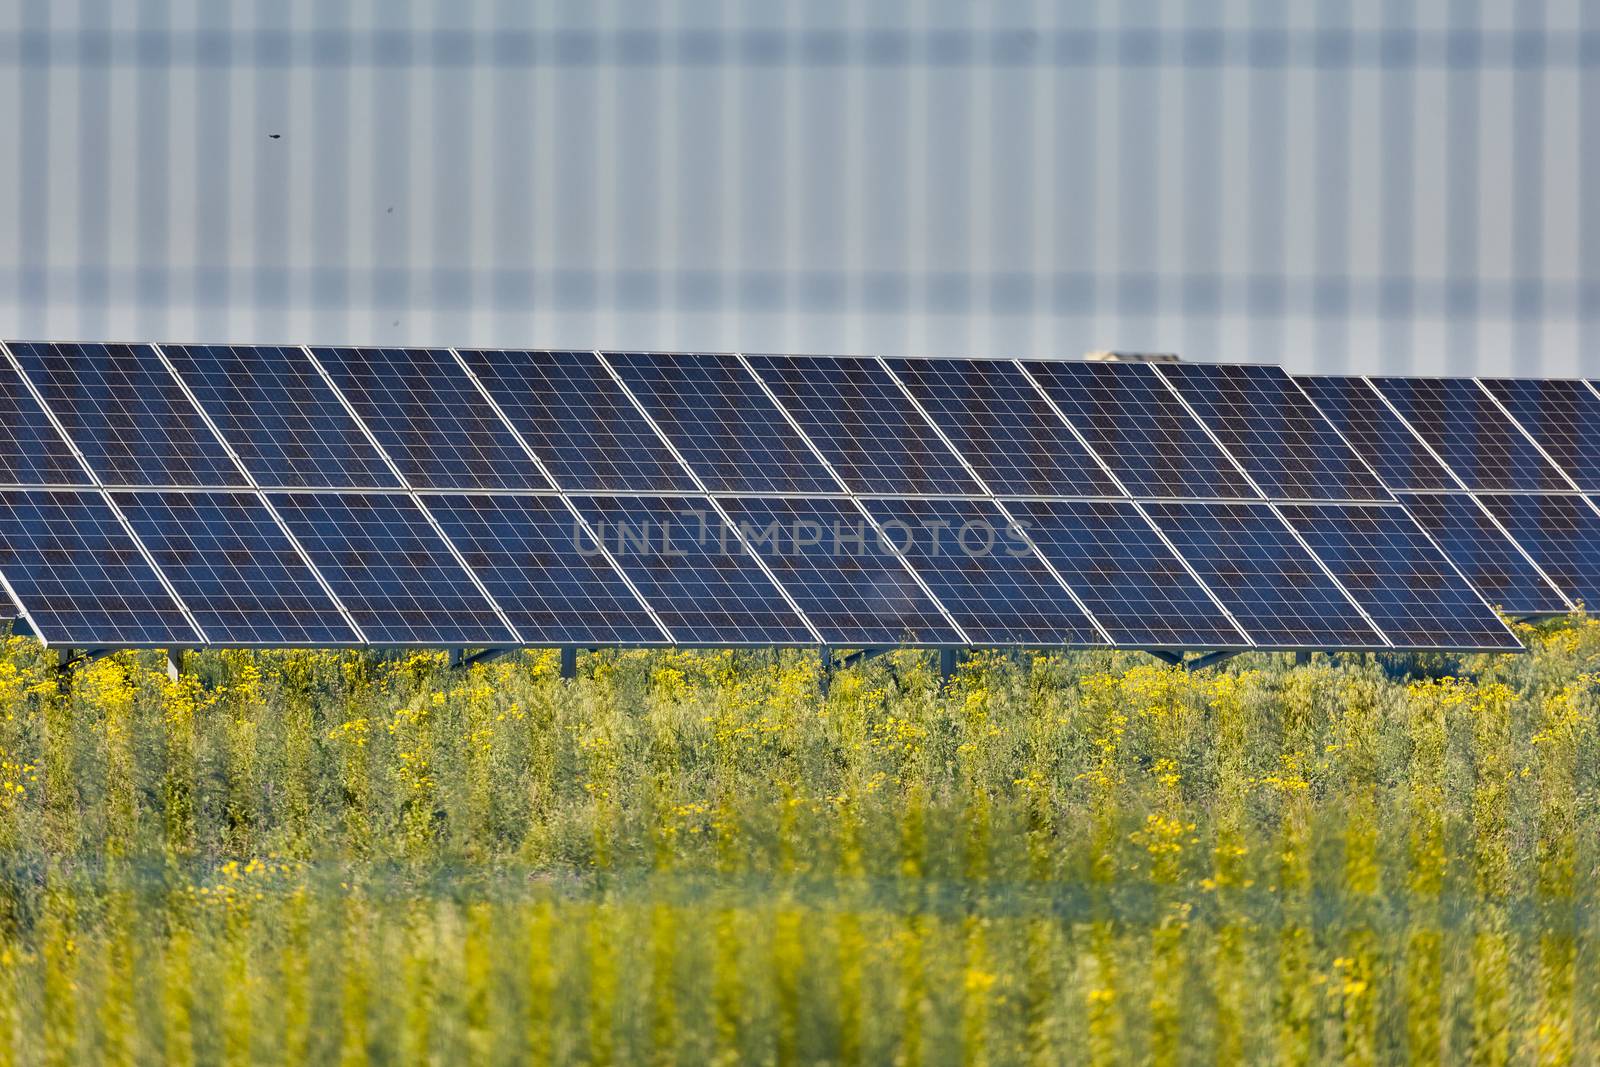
[560,647,578,680]
[938,647,958,684]
[1293,651,1311,667]
[1184,650,1240,672]
[165,648,185,683]
[819,647,834,696]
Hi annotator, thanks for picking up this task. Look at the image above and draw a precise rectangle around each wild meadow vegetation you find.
[0,619,1596,1065]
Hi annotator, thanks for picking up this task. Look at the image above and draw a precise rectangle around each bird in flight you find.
[268,133,282,140]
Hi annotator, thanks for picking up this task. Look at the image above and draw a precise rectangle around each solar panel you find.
[459,349,697,492]
[1477,378,1600,491]
[1141,501,1382,648]
[1369,377,1569,491]
[1477,494,1600,610]
[604,352,839,493]
[1276,503,1519,651]
[1163,363,1391,501]
[162,344,401,490]
[0,489,196,646]
[0,359,89,486]
[269,492,514,646]
[1393,492,1570,615]
[1294,376,1457,491]
[310,347,551,492]
[7,342,245,488]
[746,355,983,495]
[570,496,813,645]
[425,494,666,645]
[883,358,1120,496]
[113,490,358,646]
[1002,499,1248,647]
[719,497,962,645]
[1023,360,1257,498]
[858,498,1104,646]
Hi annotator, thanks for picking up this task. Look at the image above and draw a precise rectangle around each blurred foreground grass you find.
[0,618,1597,1064]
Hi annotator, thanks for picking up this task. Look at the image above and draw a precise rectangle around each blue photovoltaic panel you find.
[606,352,838,493]
[1478,378,1600,491]
[571,496,813,644]
[884,358,1119,496]
[720,497,961,646]
[1163,363,1391,501]
[426,494,666,645]
[114,490,358,645]
[1395,493,1569,615]
[747,355,983,495]
[1369,377,1569,491]
[7,342,245,488]
[270,492,514,646]
[163,344,400,490]
[0,359,89,486]
[1142,501,1382,648]
[1478,494,1600,609]
[460,349,697,492]
[859,498,1104,646]
[1024,360,1257,498]
[0,489,196,645]
[311,347,550,491]
[1277,503,1519,651]
[1002,499,1247,647]
[1295,375,1456,491]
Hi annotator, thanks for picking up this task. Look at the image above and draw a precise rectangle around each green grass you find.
[0,618,1595,1064]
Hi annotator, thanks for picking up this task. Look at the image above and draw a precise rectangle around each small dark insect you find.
[386,206,394,214]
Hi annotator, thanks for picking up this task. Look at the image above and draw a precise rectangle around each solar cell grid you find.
[1370,376,1569,491]
[1394,492,1569,615]
[460,349,698,492]
[426,494,666,644]
[8,342,245,488]
[605,352,838,493]
[1477,494,1600,610]
[1023,360,1257,499]
[859,497,1105,646]
[0,489,196,646]
[1142,501,1382,648]
[163,345,400,490]
[1002,499,1247,647]
[571,496,813,645]
[311,347,551,492]
[720,497,961,646]
[1163,363,1391,501]
[0,359,88,487]
[270,492,514,646]
[1294,375,1456,491]
[747,355,983,495]
[1277,503,1519,650]
[883,358,1120,496]
[114,490,358,645]
[1478,378,1600,492]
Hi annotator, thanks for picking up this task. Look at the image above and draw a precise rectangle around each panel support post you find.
[938,648,957,685]
[819,647,833,697]
[559,647,577,680]
[447,648,464,669]
[1294,651,1311,667]
[165,648,185,683]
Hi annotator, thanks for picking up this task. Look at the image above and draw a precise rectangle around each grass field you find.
[0,620,1595,1065]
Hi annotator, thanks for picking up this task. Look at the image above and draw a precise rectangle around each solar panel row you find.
[0,342,1528,654]
[1298,374,1600,613]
